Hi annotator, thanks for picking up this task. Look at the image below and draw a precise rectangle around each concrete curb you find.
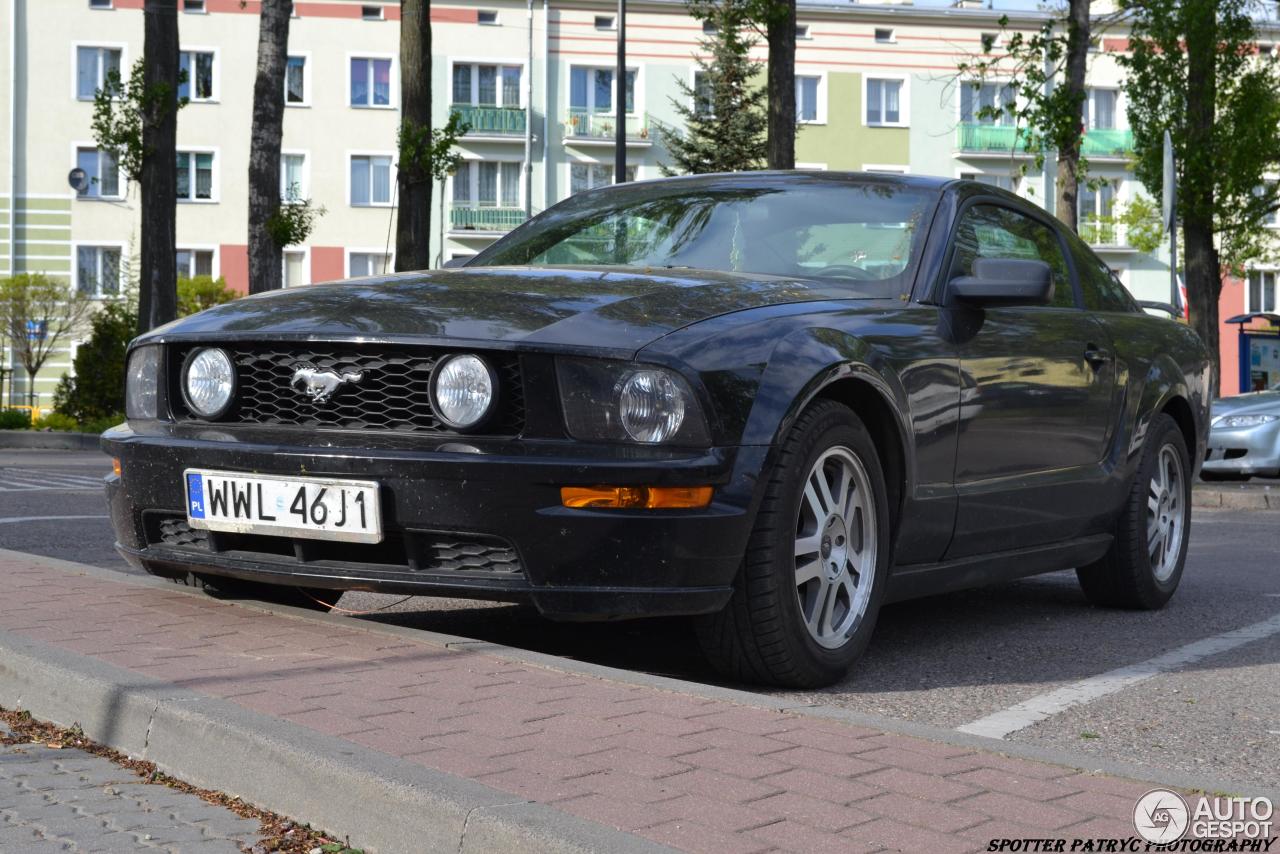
[11,549,1276,805]
[1192,483,1280,510]
[0,627,674,854]
[0,430,100,450]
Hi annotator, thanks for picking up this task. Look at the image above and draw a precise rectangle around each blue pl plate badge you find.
[187,473,206,519]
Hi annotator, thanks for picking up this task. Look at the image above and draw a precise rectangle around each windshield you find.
[474,179,937,289]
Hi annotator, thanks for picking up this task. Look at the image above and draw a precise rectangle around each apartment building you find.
[1,0,1276,406]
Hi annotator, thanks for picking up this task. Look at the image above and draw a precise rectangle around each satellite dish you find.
[68,167,89,194]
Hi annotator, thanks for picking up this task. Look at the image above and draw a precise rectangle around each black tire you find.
[1200,471,1250,482]
[1076,413,1191,609]
[696,399,891,688]
[145,565,336,611]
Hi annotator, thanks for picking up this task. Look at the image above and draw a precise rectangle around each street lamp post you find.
[615,0,626,183]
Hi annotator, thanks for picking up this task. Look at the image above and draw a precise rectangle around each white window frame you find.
[957,78,1018,126]
[568,64,641,117]
[863,74,909,128]
[565,159,638,195]
[280,150,311,203]
[1086,87,1121,131]
[178,46,220,103]
[863,163,910,174]
[72,241,127,300]
[594,15,615,30]
[451,158,526,209]
[795,72,826,125]
[874,27,895,43]
[70,141,125,201]
[1246,267,1280,314]
[448,58,527,109]
[282,246,311,288]
[347,150,397,207]
[176,147,219,203]
[182,0,207,12]
[285,52,311,107]
[345,248,395,279]
[361,4,384,20]
[477,9,499,25]
[346,52,397,109]
[175,244,219,280]
[71,42,127,102]
[796,162,827,171]
[88,0,113,9]
[796,24,811,40]
[956,167,1022,195]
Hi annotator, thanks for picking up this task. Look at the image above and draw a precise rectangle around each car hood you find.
[141,266,867,353]
[1211,390,1280,419]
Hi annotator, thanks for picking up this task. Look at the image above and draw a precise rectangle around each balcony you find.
[450,104,527,138]
[1081,128,1133,159]
[956,123,1030,156]
[1080,217,1134,251]
[565,110,652,145]
[449,206,526,234]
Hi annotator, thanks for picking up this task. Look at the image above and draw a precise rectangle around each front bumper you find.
[102,422,766,620]
[1202,419,1280,476]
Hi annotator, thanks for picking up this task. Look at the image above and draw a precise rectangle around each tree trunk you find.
[1055,0,1090,232]
[247,0,292,294]
[1182,0,1219,391]
[137,0,179,335]
[396,0,432,272]
[765,0,796,170]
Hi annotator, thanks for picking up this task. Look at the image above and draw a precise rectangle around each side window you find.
[950,204,1075,308]
[1069,239,1137,312]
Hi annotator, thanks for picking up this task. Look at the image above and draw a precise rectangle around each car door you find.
[943,202,1118,558]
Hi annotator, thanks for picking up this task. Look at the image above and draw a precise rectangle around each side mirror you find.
[949,258,1054,307]
[1136,300,1180,318]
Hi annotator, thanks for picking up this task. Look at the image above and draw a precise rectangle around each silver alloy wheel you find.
[794,446,877,649]
[1147,443,1186,582]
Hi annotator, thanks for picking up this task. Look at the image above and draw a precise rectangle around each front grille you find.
[143,514,524,576]
[170,344,524,435]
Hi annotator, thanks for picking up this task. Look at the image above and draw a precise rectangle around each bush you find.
[178,275,237,317]
[78,413,124,434]
[33,412,78,432]
[54,300,136,423]
[0,409,31,430]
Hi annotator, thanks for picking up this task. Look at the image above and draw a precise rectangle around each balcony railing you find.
[1081,128,1133,158]
[450,104,527,136]
[1080,217,1129,248]
[565,109,651,141]
[449,206,526,232]
[957,123,1028,154]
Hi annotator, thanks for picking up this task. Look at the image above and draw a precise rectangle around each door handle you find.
[1084,345,1112,367]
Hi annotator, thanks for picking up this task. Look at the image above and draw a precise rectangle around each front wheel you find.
[1076,413,1191,609]
[697,400,891,688]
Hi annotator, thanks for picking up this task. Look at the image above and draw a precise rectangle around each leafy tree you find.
[248,0,295,293]
[92,0,182,336]
[1119,0,1280,386]
[660,0,767,175]
[177,275,238,316]
[0,274,94,408]
[53,299,137,423]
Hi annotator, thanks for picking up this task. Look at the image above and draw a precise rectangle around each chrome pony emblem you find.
[290,364,364,403]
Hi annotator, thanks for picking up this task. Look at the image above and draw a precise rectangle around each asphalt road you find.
[2,449,1276,792]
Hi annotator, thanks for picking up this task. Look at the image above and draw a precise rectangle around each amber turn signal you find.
[111,458,122,477]
[561,485,714,509]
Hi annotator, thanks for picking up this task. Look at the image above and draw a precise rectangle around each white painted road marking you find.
[0,468,105,492]
[0,515,111,525]
[957,611,1280,739]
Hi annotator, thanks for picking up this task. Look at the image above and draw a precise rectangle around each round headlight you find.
[432,354,497,429]
[618,370,686,443]
[183,347,235,419]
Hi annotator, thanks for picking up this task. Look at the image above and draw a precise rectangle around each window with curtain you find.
[280,153,306,202]
[285,56,306,104]
[349,253,391,277]
[350,57,391,106]
[570,67,635,112]
[796,76,820,122]
[283,251,307,288]
[76,46,121,100]
[960,82,1015,125]
[866,78,902,125]
[452,64,521,107]
[76,247,121,297]
[178,50,215,101]
[452,65,471,103]
[176,151,214,201]
[1079,181,1116,221]
[453,163,472,203]
[1088,89,1117,130]
[478,162,498,206]
[75,147,120,198]
[1248,271,1278,314]
[478,65,497,105]
[693,72,713,117]
[570,163,636,195]
[350,155,392,205]
[175,249,213,279]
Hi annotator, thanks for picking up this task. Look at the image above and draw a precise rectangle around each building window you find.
[350,57,392,107]
[1079,180,1116,222]
[1087,88,1117,130]
[176,249,214,279]
[89,0,112,8]
[285,56,307,105]
[595,15,615,29]
[865,78,903,125]
[178,50,216,102]
[961,81,1015,125]
[176,151,215,201]
[702,20,718,35]
[1248,270,1278,314]
[76,46,121,100]
[349,252,392,277]
[183,0,206,12]
[693,71,713,117]
[961,171,1019,193]
[75,147,121,199]
[796,76,820,123]
[982,32,1000,48]
[283,250,308,288]
[1256,184,1280,227]
[350,154,393,206]
[76,246,121,298]
[281,153,307,202]
[570,67,636,114]
[478,10,498,25]
[570,163,635,194]
[452,64,521,107]
[874,27,894,43]
[453,161,522,208]
[361,4,383,19]
[795,24,811,40]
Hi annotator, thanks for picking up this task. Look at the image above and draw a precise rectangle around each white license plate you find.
[184,469,382,543]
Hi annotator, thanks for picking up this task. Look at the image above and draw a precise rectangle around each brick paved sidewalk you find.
[0,554,1155,854]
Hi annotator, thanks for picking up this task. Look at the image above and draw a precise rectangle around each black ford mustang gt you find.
[104,173,1211,687]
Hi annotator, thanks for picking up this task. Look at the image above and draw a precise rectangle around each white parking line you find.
[0,515,110,525]
[0,468,105,492]
[957,612,1280,739]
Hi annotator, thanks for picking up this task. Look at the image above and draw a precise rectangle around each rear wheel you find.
[697,400,890,688]
[1076,413,1190,609]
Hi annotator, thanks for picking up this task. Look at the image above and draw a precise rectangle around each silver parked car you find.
[1202,384,1280,481]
